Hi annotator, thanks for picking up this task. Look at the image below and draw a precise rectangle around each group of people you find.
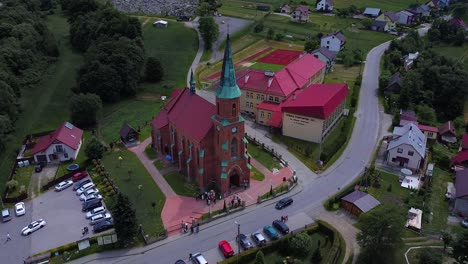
[181,218,200,234]
[111,0,198,17]
[280,215,289,222]
[230,194,243,208]
[196,190,219,206]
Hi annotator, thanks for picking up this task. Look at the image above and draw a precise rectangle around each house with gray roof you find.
[371,20,388,32]
[341,190,380,216]
[312,47,337,73]
[386,123,427,171]
[363,7,381,18]
[454,169,468,216]
[397,10,415,25]
[384,72,403,95]
[320,32,346,52]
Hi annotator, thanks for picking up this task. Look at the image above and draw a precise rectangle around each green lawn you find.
[425,168,451,232]
[249,62,284,71]
[144,144,158,160]
[162,171,199,197]
[154,159,169,170]
[218,0,269,19]
[432,44,468,71]
[0,11,82,192]
[332,0,412,11]
[250,166,265,181]
[248,142,282,170]
[367,170,410,202]
[325,64,361,84]
[101,149,166,236]
[8,166,34,197]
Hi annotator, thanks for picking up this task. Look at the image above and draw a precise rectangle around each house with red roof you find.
[439,121,457,144]
[31,122,83,164]
[281,83,349,143]
[238,53,325,116]
[291,5,310,23]
[417,124,438,140]
[151,35,250,195]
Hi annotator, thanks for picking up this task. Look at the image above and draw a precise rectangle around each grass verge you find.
[248,142,282,170]
[162,171,198,197]
[250,166,265,181]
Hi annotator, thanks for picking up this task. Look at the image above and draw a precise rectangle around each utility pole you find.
[235,221,240,264]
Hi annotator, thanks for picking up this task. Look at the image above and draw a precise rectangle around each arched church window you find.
[232,103,237,117]
[231,138,238,157]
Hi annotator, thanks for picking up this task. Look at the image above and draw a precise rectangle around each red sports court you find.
[257,49,303,66]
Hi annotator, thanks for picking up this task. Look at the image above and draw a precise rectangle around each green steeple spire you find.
[189,69,195,94]
[215,34,242,99]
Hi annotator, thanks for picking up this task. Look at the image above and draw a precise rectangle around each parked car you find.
[76,182,95,195]
[237,233,253,250]
[1,209,12,222]
[461,218,468,228]
[21,219,46,235]
[175,260,186,264]
[90,213,112,225]
[73,178,91,191]
[275,197,293,209]
[218,240,234,258]
[251,232,267,246]
[86,206,106,219]
[55,180,73,192]
[34,162,45,173]
[82,199,102,212]
[272,220,289,234]
[93,219,114,233]
[72,171,89,182]
[82,193,103,203]
[79,188,99,201]
[263,225,280,240]
[15,202,26,216]
[190,253,208,264]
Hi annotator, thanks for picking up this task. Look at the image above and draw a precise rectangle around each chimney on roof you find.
[244,74,250,83]
[264,71,275,77]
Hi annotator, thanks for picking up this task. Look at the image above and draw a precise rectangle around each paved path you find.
[128,138,176,198]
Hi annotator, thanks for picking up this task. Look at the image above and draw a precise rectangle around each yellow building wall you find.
[282,112,324,143]
[256,109,273,125]
[240,91,283,115]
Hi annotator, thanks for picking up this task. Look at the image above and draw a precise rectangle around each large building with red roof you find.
[151,35,250,195]
[31,122,83,163]
[238,53,326,116]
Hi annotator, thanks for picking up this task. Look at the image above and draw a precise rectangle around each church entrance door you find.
[229,170,240,188]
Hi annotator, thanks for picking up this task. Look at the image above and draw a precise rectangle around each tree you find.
[357,205,404,264]
[452,230,468,263]
[311,247,322,263]
[254,21,264,33]
[198,16,219,50]
[84,137,105,160]
[255,250,265,264]
[145,57,164,82]
[70,93,102,128]
[441,232,452,252]
[267,28,275,40]
[418,249,442,264]
[111,193,138,246]
[362,18,373,29]
[290,233,312,257]
[304,40,319,53]
[197,2,212,16]
[415,105,436,125]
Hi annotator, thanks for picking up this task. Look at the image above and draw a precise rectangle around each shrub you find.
[290,233,312,257]
[6,180,18,190]
[387,184,392,192]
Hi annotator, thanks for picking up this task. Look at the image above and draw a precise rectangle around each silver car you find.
[55,180,73,192]
[76,182,95,195]
[79,188,99,201]
[90,213,112,225]
[22,219,46,235]
[86,206,106,219]
[251,232,267,246]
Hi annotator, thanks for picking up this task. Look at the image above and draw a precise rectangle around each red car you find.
[72,171,89,182]
[218,240,234,258]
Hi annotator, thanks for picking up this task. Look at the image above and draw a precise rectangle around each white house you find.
[320,32,346,52]
[291,5,310,23]
[32,122,84,164]
[316,0,334,12]
[386,123,427,171]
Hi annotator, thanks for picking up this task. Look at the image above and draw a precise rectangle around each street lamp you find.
[234,221,240,264]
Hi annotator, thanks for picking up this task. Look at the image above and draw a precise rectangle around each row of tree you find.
[427,18,466,46]
[0,0,59,151]
[381,31,468,121]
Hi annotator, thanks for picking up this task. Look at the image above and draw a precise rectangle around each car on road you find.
[21,219,46,235]
[175,260,186,264]
[251,232,266,246]
[461,218,468,228]
[190,253,208,264]
[275,197,293,209]
[81,193,103,203]
[218,240,234,258]
[86,206,106,219]
[79,188,99,201]
[237,233,253,250]
[73,178,91,191]
[93,219,114,233]
[15,202,26,216]
[263,225,280,240]
[55,180,73,192]
[76,182,95,195]
[1,208,12,222]
[90,213,112,225]
[72,171,89,182]
[272,220,289,234]
[82,199,103,212]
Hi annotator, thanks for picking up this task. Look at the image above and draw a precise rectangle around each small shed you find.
[120,123,139,144]
[405,207,422,231]
[363,7,381,18]
[341,190,381,217]
[153,20,168,28]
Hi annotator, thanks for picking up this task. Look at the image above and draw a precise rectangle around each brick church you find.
[151,35,251,196]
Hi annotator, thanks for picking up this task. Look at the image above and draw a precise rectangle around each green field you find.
[162,171,199,197]
[101,149,166,236]
[248,142,282,170]
[249,62,284,71]
[0,12,83,193]
[425,168,451,232]
[432,44,468,71]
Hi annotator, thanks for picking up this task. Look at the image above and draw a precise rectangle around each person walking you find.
[6,233,11,242]
[195,223,199,233]
[190,225,194,234]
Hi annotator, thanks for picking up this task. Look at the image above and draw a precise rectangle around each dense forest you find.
[0,0,59,151]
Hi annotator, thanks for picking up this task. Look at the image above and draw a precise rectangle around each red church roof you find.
[281,83,348,119]
[153,88,216,141]
[31,122,83,154]
[236,54,325,97]
[417,124,438,133]
[452,149,468,164]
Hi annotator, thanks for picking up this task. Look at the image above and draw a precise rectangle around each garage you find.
[35,155,47,163]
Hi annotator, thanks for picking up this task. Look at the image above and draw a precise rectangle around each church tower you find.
[212,34,250,195]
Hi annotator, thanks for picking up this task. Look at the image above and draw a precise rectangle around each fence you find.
[244,133,289,167]
[139,225,167,245]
